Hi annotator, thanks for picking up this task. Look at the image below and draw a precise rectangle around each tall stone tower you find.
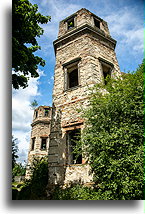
[26,106,52,178]
[48,8,121,185]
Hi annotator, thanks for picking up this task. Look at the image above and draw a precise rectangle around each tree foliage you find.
[52,184,97,200]
[30,99,38,110]
[12,162,26,177]
[81,62,144,200]
[15,157,49,200]
[12,136,19,170]
[30,156,48,192]
[12,0,51,89]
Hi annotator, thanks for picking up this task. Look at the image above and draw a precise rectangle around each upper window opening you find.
[35,110,38,118]
[31,138,35,151]
[68,68,78,88]
[44,108,49,117]
[41,138,47,150]
[67,18,74,30]
[94,18,100,29]
[67,129,82,164]
[99,58,113,85]
[63,57,81,91]
[102,63,111,85]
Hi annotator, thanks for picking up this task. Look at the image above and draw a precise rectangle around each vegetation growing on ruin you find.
[79,61,144,200]
[12,62,144,200]
[52,61,144,200]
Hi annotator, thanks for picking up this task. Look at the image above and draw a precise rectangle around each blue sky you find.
[12,0,144,163]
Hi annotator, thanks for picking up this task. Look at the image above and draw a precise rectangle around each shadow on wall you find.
[48,104,67,186]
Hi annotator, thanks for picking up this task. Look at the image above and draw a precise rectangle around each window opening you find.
[67,18,74,30]
[63,58,81,91]
[44,108,49,117]
[102,63,111,85]
[41,138,47,150]
[31,138,35,151]
[94,18,100,29]
[67,129,82,164]
[35,110,38,118]
[68,68,78,88]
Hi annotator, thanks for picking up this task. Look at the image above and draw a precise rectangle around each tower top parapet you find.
[32,106,52,126]
[58,8,111,38]
[54,8,116,53]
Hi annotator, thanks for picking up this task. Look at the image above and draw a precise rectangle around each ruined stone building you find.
[26,8,121,185]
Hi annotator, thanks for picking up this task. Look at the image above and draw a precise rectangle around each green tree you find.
[17,157,49,199]
[30,99,38,110]
[12,0,51,89]
[81,62,144,200]
[12,136,19,169]
[12,162,26,177]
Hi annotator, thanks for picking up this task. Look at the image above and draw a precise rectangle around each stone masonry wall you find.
[48,9,121,186]
[26,106,52,179]
[58,8,111,38]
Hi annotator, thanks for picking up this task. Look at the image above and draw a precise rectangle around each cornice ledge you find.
[53,24,116,51]
[31,119,50,127]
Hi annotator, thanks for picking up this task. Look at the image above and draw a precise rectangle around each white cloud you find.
[41,0,81,23]
[40,0,81,39]
[12,77,40,131]
[18,149,28,164]
[37,0,82,57]
[12,70,44,162]
[124,28,143,52]
[38,2,143,60]
[14,130,31,164]
[105,7,143,53]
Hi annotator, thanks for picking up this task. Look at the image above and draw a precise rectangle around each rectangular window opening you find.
[35,110,38,118]
[41,138,47,150]
[31,138,35,151]
[67,18,74,30]
[102,64,111,85]
[67,129,82,164]
[44,108,49,117]
[94,18,100,29]
[68,68,78,89]
[63,58,81,91]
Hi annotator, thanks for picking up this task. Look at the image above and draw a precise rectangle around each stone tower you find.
[26,106,52,178]
[48,8,121,185]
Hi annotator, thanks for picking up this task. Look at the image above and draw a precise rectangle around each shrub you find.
[80,62,144,200]
[16,157,49,200]
[52,184,98,200]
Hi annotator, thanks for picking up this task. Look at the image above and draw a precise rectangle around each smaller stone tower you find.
[25,106,52,178]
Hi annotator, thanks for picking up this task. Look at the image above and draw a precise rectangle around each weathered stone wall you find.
[49,9,121,186]
[64,164,93,185]
[58,8,110,38]
[53,33,120,126]
[26,8,121,185]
